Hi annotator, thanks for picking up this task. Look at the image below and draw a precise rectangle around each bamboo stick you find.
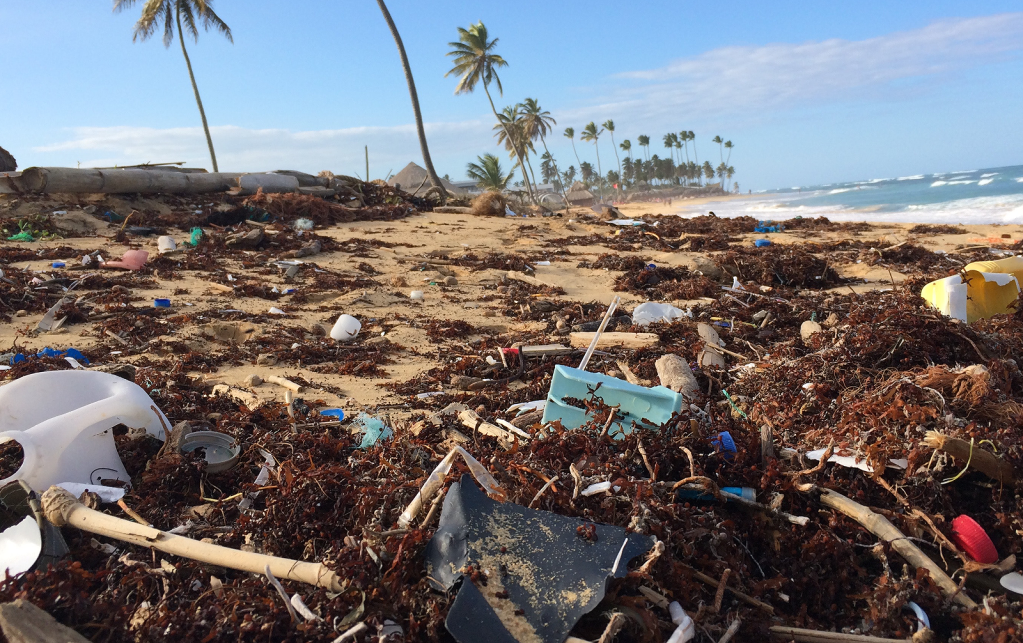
[41,486,342,591]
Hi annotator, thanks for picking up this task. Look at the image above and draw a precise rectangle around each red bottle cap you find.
[951,515,998,564]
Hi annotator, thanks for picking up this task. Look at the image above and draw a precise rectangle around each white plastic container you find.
[0,371,168,491]
[157,236,177,254]
[330,314,361,342]
[410,290,424,300]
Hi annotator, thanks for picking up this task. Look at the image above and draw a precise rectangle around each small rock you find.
[83,205,98,214]
[483,310,496,317]
[244,374,263,387]
[496,285,508,294]
[309,323,326,337]
[443,276,458,286]
[206,413,222,422]
[822,312,840,328]
[656,354,700,400]
[450,374,482,390]
[14,310,26,317]
[112,285,130,294]
[256,353,277,366]
[390,275,407,287]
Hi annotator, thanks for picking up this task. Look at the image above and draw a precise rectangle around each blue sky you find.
[2,1,1022,190]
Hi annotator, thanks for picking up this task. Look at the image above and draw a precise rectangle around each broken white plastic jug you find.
[0,371,168,491]
[330,314,361,342]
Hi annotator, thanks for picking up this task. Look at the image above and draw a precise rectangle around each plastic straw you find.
[578,296,621,371]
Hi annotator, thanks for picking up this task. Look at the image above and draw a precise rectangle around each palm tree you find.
[376,0,445,198]
[564,127,583,171]
[466,153,514,191]
[712,135,724,163]
[579,161,594,184]
[446,22,535,203]
[702,161,714,184]
[603,120,622,197]
[493,105,537,194]
[520,98,569,206]
[114,0,231,172]
[637,134,650,161]
[724,140,734,165]
[725,166,735,191]
[688,131,698,168]
[679,132,690,165]
[716,162,727,188]
[662,134,675,167]
[580,122,604,201]
[620,139,632,160]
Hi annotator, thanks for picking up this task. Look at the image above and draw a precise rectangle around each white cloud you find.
[32,121,494,177]
[568,13,1023,125]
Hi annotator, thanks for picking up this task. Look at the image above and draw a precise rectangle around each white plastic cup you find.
[157,236,177,254]
[410,290,424,300]
[330,314,361,341]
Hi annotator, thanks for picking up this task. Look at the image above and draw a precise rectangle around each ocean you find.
[676,164,1023,224]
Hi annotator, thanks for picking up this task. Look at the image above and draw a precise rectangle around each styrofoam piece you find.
[632,302,689,326]
[806,448,908,472]
[330,314,361,342]
[0,516,41,578]
[542,365,683,437]
[0,371,168,491]
[55,482,125,503]
[157,236,177,253]
[507,400,546,415]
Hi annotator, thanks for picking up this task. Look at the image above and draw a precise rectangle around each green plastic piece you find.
[6,231,35,242]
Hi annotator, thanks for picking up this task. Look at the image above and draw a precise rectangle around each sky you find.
[2,1,1022,190]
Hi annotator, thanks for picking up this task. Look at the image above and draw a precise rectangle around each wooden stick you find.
[718,618,742,643]
[265,375,302,393]
[817,488,977,608]
[923,431,1014,484]
[597,612,627,643]
[768,626,911,642]
[570,332,659,349]
[685,565,774,614]
[760,425,775,461]
[41,486,342,591]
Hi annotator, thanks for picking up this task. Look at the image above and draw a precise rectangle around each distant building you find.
[565,181,595,206]
[388,162,468,196]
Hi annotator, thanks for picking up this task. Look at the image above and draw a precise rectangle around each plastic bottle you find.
[0,371,168,491]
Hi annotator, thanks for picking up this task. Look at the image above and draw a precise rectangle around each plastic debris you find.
[179,431,241,473]
[330,314,361,342]
[951,515,998,564]
[542,365,683,436]
[351,413,393,449]
[0,516,41,578]
[0,370,168,490]
[921,255,1023,322]
[318,408,345,421]
[157,236,177,253]
[666,601,696,643]
[102,249,148,270]
[153,298,171,308]
[632,302,690,326]
[426,474,653,643]
[754,239,772,247]
[410,290,425,300]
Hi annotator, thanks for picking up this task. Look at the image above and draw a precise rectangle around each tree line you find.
[112,3,739,203]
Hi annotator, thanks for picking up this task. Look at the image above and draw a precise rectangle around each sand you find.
[2,197,1020,415]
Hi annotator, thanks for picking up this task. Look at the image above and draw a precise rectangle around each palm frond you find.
[179,1,199,42]
[197,1,233,42]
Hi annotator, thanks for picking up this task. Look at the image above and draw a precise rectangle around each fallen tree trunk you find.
[13,167,244,194]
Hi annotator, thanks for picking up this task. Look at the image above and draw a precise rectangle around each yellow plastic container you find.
[921,255,1023,322]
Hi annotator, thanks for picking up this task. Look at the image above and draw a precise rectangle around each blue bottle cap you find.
[754,239,771,247]
[319,409,345,421]
[154,298,171,308]
[713,431,737,458]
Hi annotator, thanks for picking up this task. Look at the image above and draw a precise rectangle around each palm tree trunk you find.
[376,0,445,198]
[570,140,582,173]
[593,142,604,202]
[524,151,539,192]
[609,133,622,200]
[176,5,218,173]
[482,85,535,203]
[539,134,570,209]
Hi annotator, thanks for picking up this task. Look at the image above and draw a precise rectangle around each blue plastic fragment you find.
[677,486,756,502]
[352,413,393,448]
[11,347,90,365]
[51,262,65,268]
[754,221,782,233]
[154,299,171,308]
[319,408,345,421]
[646,263,657,270]
[754,239,772,247]
[541,365,683,438]
[712,431,737,458]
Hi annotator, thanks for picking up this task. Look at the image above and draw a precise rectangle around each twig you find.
[597,612,627,643]
[768,626,911,642]
[638,539,665,574]
[637,438,656,480]
[680,446,696,478]
[713,568,731,613]
[685,565,774,614]
[570,463,582,500]
[264,565,298,623]
[529,475,559,508]
[718,618,742,643]
[117,500,151,527]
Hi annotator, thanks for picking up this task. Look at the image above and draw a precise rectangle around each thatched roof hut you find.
[388,162,466,196]
[565,181,595,206]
